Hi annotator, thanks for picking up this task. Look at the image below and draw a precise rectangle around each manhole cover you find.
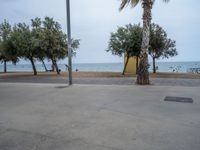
[164,96,193,103]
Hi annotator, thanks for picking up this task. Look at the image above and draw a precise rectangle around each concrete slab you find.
[0,83,200,150]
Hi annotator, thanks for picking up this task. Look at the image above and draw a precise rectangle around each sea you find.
[0,62,200,73]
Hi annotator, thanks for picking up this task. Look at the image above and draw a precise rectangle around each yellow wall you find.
[124,56,138,74]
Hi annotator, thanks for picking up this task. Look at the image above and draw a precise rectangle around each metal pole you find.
[66,0,72,85]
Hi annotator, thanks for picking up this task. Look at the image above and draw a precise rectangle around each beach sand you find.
[0,71,200,79]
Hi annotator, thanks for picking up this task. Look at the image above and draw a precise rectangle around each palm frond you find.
[119,0,140,11]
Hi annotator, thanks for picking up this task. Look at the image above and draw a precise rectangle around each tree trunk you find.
[41,59,48,72]
[136,56,139,74]
[122,55,130,75]
[51,63,55,72]
[153,57,156,73]
[4,60,7,73]
[52,59,60,75]
[30,58,37,76]
[136,0,153,85]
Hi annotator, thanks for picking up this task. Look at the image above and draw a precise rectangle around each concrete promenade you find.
[0,82,200,150]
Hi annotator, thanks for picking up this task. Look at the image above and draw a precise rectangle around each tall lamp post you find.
[66,0,72,85]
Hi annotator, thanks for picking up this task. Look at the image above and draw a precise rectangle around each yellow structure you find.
[124,56,138,74]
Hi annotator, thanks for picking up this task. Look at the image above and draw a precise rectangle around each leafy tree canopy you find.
[0,20,18,64]
[149,23,177,59]
[41,17,79,61]
[107,23,177,74]
[149,23,177,73]
[0,17,80,75]
[107,24,142,57]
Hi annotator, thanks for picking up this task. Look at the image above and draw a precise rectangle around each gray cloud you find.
[0,0,200,63]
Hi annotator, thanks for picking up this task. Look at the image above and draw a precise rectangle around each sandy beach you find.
[0,71,200,79]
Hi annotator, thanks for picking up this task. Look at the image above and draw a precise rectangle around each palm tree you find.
[119,0,169,84]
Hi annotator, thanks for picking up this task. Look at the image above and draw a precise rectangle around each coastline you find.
[0,61,200,73]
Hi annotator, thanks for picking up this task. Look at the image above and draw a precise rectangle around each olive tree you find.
[9,23,38,75]
[149,23,177,73]
[31,17,48,72]
[0,20,18,72]
[107,24,142,75]
[41,17,79,74]
[107,23,177,74]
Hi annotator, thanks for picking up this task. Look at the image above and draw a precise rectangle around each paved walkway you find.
[0,83,200,150]
[1,75,200,87]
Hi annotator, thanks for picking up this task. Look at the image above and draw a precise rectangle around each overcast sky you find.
[0,0,200,63]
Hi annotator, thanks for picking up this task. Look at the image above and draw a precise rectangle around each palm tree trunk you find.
[4,60,7,73]
[153,56,156,73]
[122,55,130,75]
[29,58,37,76]
[41,59,48,72]
[136,0,153,85]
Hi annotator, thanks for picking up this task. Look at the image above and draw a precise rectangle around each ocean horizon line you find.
[1,61,200,73]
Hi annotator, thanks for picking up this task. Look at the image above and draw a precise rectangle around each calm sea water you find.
[0,62,200,73]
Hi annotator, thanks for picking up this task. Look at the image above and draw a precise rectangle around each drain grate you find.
[164,96,193,103]
[55,86,69,89]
